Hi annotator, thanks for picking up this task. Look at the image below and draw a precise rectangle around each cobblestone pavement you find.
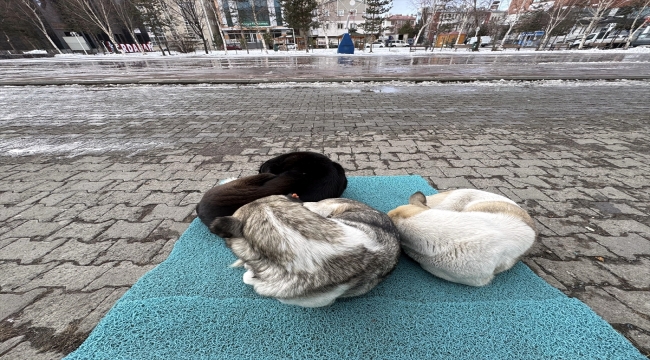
[1,81,649,359]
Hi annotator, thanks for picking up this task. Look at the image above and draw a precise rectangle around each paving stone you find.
[15,288,116,333]
[0,335,26,356]
[13,205,65,222]
[0,206,29,222]
[0,341,64,360]
[588,233,650,260]
[598,259,650,289]
[535,216,591,236]
[76,204,116,222]
[42,239,114,266]
[137,180,183,192]
[97,220,161,241]
[509,187,553,201]
[505,176,551,189]
[50,222,113,242]
[77,287,129,334]
[141,204,195,222]
[100,171,143,181]
[19,263,114,291]
[84,262,156,290]
[574,286,650,332]
[0,289,46,321]
[0,263,58,291]
[97,204,143,222]
[595,219,650,236]
[94,238,166,264]
[533,258,621,287]
[2,220,66,238]
[97,191,150,206]
[540,235,616,260]
[0,238,67,264]
[62,180,113,192]
[38,192,75,206]
[603,287,650,317]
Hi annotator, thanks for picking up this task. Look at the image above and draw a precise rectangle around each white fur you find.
[278,284,352,308]
[389,189,536,287]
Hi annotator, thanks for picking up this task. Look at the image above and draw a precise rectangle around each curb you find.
[2,75,650,86]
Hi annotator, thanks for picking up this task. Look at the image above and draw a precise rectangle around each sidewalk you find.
[0,66,649,359]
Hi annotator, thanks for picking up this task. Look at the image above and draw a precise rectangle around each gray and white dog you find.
[210,195,401,307]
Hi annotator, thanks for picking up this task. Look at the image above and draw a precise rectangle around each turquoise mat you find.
[66,176,644,360]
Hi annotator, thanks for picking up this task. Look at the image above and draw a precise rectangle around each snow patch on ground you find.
[1,136,170,157]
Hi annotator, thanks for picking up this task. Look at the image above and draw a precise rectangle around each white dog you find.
[387,189,536,286]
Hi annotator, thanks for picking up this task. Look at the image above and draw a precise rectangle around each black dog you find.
[258,151,347,202]
[196,152,347,227]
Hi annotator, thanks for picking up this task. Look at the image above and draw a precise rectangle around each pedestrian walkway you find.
[0,76,648,359]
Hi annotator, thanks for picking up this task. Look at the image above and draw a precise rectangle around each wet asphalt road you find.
[1,51,649,84]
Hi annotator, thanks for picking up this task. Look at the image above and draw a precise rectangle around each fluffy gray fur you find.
[209,195,401,307]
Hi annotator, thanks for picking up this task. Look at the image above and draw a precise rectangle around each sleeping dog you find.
[196,151,347,227]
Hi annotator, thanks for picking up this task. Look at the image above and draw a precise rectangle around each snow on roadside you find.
[10,44,650,63]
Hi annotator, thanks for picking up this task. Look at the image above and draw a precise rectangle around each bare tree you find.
[623,0,650,48]
[135,0,174,55]
[409,0,442,46]
[315,0,337,49]
[208,0,229,53]
[14,0,63,53]
[60,0,124,53]
[536,0,585,50]
[499,0,527,47]
[245,0,271,53]
[167,0,211,53]
[577,0,617,49]
[112,0,146,53]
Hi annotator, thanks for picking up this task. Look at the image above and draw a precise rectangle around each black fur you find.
[258,151,347,202]
[195,152,347,227]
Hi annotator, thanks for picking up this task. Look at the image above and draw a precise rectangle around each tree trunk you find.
[500,22,515,47]
[456,17,468,45]
[413,19,430,46]
[304,29,309,53]
[202,37,209,53]
[578,17,599,49]
[153,33,167,55]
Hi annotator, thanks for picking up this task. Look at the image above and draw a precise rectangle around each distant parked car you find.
[387,40,408,47]
[630,28,650,47]
[225,44,242,50]
[365,41,384,48]
[467,36,493,47]
[286,43,296,50]
[571,31,628,48]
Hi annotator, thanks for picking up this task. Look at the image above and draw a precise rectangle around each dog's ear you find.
[409,192,428,207]
[209,217,244,238]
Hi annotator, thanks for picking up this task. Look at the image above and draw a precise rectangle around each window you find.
[337,23,344,29]
[338,9,344,16]
[324,10,329,16]
[325,23,330,29]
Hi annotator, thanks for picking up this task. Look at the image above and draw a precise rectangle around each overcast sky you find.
[390,0,417,15]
